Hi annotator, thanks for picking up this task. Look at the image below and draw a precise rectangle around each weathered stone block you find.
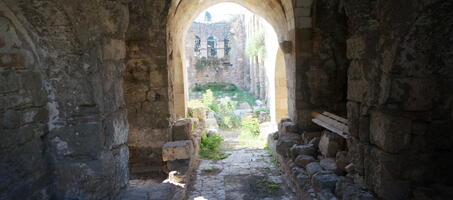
[320,158,337,171]
[347,101,360,138]
[311,172,338,192]
[291,167,306,177]
[335,177,376,200]
[290,143,316,159]
[390,78,437,111]
[364,147,410,200]
[346,36,365,59]
[296,16,312,28]
[162,140,193,161]
[309,137,321,149]
[103,38,126,60]
[347,80,367,102]
[295,155,316,168]
[335,151,350,171]
[370,111,411,153]
[279,121,298,136]
[172,118,192,141]
[297,0,313,7]
[295,7,311,17]
[347,138,366,175]
[276,132,301,157]
[302,131,322,143]
[306,162,323,177]
[319,131,346,157]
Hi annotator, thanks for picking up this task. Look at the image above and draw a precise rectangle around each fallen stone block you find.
[290,144,316,159]
[319,130,346,157]
[295,155,316,168]
[166,159,189,172]
[335,151,350,171]
[317,189,338,200]
[311,172,339,193]
[306,162,323,177]
[162,140,193,161]
[279,121,298,136]
[172,118,192,141]
[302,131,322,144]
[309,137,321,148]
[291,167,306,177]
[276,132,301,157]
[296,173,311,190]
[336,177,376,200]
[320,158,337,171]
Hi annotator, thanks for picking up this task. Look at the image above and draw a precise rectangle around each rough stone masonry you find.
[0,0,452,199]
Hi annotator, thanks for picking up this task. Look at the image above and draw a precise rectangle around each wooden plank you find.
[312,118,349,139]
[315,114,349,133]
[322,111,348,124]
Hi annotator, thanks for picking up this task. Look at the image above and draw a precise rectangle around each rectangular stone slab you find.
[162,140,194,161]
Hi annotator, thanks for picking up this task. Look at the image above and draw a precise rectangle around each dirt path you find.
[187,125,296,200]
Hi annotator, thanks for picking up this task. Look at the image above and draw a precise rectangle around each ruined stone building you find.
[1,0,452,199]
[184,16,249,90]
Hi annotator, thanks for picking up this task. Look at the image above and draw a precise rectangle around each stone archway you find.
[167,0,298,120]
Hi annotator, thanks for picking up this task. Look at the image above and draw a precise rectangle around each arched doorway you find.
[167,0,295,122]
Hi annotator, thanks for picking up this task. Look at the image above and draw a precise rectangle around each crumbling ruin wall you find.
[0,0,130,199]
[292,0,453,199]
[294,0,348,129]
[0,4,51,199]
[125,0,172,178]
[345,0,453,199]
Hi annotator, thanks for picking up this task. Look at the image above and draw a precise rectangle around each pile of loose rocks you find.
[270,118,376,200]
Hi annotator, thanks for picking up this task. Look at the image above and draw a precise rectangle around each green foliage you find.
[192,82,238,92]
[202,167,219,173]
[200,133,229,160]
[246,31,266,58]
[253,177,280,194]
[202,89,216,111]
[195,59,206,70]
[254,107,270,115]
[241,116,260,137]
[191,82,257,107]
[214,97,240,130]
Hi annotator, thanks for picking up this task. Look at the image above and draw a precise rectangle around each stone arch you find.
[167,0,303,119]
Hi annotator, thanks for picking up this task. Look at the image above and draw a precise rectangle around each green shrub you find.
[246,31,266,58]
[241,116,260,137]
[200,134,229,160]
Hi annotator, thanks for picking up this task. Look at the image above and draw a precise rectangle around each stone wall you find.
[125,0,172,178]
[0,5,50,199]
[292,0,453,199]
[0,0,129,199]
[185,19,248,90]
[294,0,348,129]
[344,0,453,199]
[1,0,452,199]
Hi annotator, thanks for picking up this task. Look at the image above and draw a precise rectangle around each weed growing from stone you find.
[252,177,280,194]
[201,167,219,173]
[200,133,229,160]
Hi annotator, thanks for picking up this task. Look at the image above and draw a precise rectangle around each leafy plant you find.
[252,177,280,194]
[195,59,206,70]
[241,116,260,137]
[199,133,229,160]
[246,31,266,58]
[202,167,219,173]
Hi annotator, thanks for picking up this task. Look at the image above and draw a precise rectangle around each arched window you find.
[224,38,231,56]
[194,36,201,55]
[207,36,217,57]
